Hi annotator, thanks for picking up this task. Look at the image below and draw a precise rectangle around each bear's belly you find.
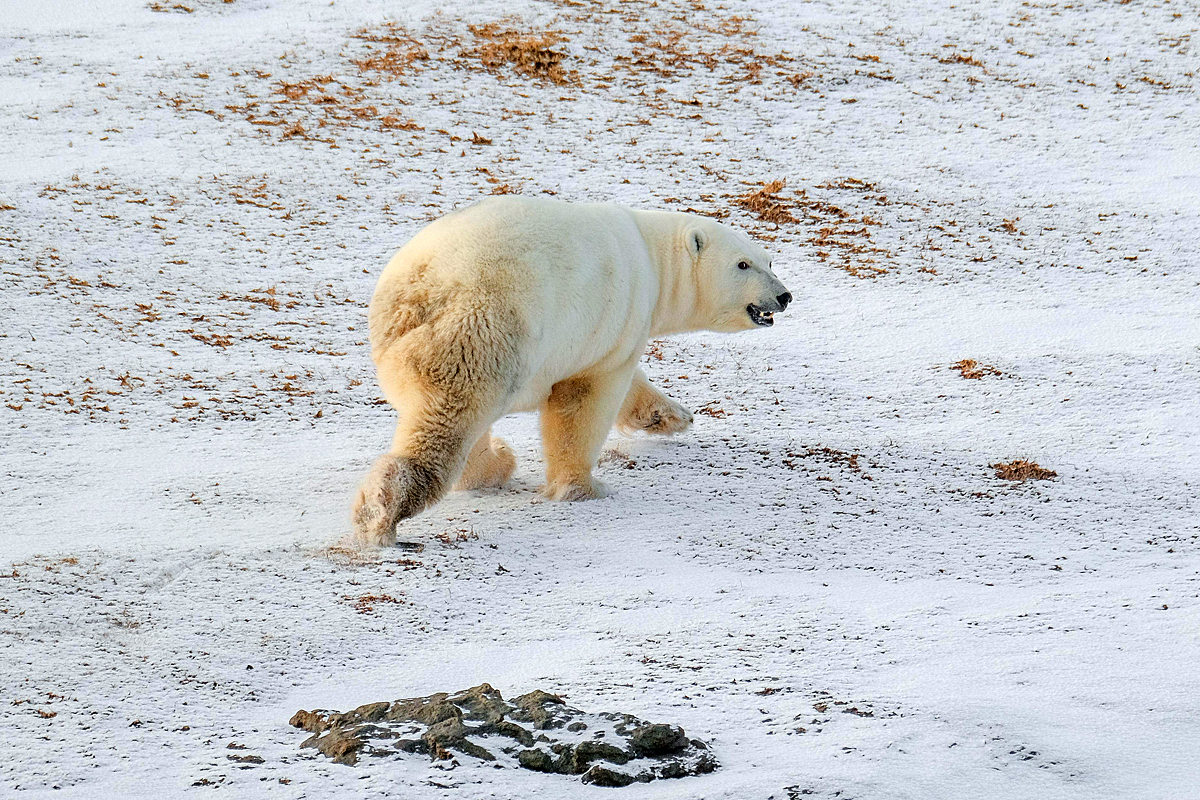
[505,316,647,413]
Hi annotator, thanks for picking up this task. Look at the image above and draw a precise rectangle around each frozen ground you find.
[2,0,1199,796]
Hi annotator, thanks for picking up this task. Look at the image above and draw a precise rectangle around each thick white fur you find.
[352,197,789,546]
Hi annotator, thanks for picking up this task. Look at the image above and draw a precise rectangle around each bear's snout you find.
[776,292,792,311]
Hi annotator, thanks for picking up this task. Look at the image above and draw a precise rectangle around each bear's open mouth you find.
[747,304,774,327]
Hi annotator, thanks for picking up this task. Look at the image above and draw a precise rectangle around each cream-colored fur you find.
[616,367,694,436]
[352,197,789,546]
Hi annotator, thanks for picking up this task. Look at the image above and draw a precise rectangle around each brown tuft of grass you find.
[783,446,874,480]
[732,180,797,225]
[380,116,423,131]
[351,23,430,78]
[951,359,1002,379]
[938,52,984,68]
[469,24,573,85]
[730,178,891,279]
[436,529,479,546]
[349,593,402,614]
[280,120,307,139]
[695,400,728,418]
[992,460,1056,481]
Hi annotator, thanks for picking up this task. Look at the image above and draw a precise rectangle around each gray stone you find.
[581,765,638,787]
[290,685,716,785]
[309,728,364,766]
[352,701,392,722]
[289,709,327,733]
[553,740,632,774]
[422,716,466,748]
[510,689,568,730]
[518,748,554,772]
[631,723,687,755]
[450,683,508,723]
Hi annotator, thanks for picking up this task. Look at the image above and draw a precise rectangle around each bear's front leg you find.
[616,367,694,436]
[540,359,638,501]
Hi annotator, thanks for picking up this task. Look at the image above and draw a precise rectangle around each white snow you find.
[2,0,1198,797]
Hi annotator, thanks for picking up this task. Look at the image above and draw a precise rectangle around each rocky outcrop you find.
[290,683,716,785]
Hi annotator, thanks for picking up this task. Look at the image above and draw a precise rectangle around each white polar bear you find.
[352,197,791,546]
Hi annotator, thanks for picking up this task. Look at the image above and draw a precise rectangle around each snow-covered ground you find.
[2,0,1198,796]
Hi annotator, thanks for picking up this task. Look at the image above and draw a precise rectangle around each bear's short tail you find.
[351,451,457,547]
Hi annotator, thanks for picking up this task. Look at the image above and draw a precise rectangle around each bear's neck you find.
[631,210,701,337]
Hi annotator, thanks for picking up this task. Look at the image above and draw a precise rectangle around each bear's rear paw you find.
[351,457,401,548]
[541,477,610,502]
[620,398,694,436]
[352,491,398,548]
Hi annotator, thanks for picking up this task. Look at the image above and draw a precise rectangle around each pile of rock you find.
[290,684,717,787]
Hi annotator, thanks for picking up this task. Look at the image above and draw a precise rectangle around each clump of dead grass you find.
[468,23,574,85]
[732,180,798,225]
[348,593,403,614]
[951,359,1002,379]
[351,23,431,78]
[991,460,1056,481]
[730,178,890,279]
[783,446,875,481]
[938,52,984,68]
[436,528,479,547]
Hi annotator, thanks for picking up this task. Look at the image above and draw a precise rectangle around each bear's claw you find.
[641,401,693,435]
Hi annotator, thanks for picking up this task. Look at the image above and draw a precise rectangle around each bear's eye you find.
[737,261,750,270]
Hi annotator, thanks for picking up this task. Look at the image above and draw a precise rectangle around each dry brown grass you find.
[950,359,1002,379]
[351,23,431,78]
[348,593,402,614]
[730,178,890,278]
[938,52,984,68]
[436,529,480,546]
[783,446,874,481]
[992,460,1057,481]
[468,23,574,85]
[732,180,798,225]
[695,400,728,418]
[379,115,423,131]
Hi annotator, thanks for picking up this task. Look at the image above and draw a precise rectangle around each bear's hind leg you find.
[352,360,508,547]
[454,427,517,491]
[540,358,638,501]
[352,453,444,548]
[616,367,694,436]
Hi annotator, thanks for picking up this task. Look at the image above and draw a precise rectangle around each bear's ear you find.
[686,228,707,257]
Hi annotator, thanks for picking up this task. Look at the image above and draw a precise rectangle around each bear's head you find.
[686,219,791,332]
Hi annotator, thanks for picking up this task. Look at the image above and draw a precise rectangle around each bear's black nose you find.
[776,292,792,311]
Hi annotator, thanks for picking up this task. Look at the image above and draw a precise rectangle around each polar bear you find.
[352,197,790,546]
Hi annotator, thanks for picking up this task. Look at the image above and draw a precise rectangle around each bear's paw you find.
[541,478,611,502]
